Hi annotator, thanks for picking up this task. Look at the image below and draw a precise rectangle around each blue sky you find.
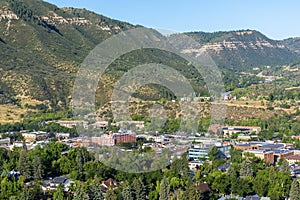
[44,0,300,40]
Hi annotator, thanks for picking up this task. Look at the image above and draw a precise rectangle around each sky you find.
[44,0,300,40]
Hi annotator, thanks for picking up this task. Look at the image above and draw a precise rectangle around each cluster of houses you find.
[41,176,118,193]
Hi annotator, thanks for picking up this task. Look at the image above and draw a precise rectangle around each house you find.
[101,178,117,190]
[42,176,72,192]
[245,194,261,200]
[188,160,203,170]
[217,163,231,172]
[0,138,10,147]
[218,195,243,200]
[55,133,71,140]
[9,170,21,180]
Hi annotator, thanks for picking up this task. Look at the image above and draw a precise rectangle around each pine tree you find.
[18,150,31,178]
[290,179,300,200]
[122,182,134,200]
[20,188,35,200]
[159,176,170,200]
[76,150,84,180]
[33,156,43,181]
[132,178,146,200]
[240,159,253,177]
[185,184,201,200]
[105,188,117,200]
[88,182,104,200]
[74,185,89,200]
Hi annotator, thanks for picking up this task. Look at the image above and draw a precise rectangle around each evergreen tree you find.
[105,188,117,200]
[20,188,35,200]
[240,159,253,177]
[18,150,31,178]
[185,184,201,200]
[290,179,300,200]
[122,182,134,200]
[170,154,189,179]
[33,156,43,181]
[278,158,289,173]
[132,178,146,200]
[159,176,170,200]
[88,182,104,200]
[74,185,89,200]
[76,150,84,180]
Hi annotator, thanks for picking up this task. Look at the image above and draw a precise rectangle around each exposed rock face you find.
[0,6,19,21]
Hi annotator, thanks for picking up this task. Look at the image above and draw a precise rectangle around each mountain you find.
[0,0,136,107]
[185,30,300,71]
[1,0,300,110]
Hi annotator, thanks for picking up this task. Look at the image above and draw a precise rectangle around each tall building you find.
[89,132,136,146]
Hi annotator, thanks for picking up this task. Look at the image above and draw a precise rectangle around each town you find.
[1,118,300,199]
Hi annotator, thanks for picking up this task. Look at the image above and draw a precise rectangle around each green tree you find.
[240,159,253,177]
[185,184,201,200]
[18,150,31,178]
[159,176,170,200]
[229,148,242,163]
[170,154,189,179]
[53,186,64,200]
[74,184,89,200]
[33,156,43,181]
[278,158,289,173]
[105,188,117,200]
[290,179,300,200]
[132,178,146,200]
[20,188,35,200]
[253,169,269,197]
[122,182,134,200]
[88,182,104,200]
[208,146,219,161]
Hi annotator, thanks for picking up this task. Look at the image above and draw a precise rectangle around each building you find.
[55,133,71,140]
[42,176,72,192]
[188,160,203,170]
[285,154,300,165]
[273,150,294,163]
[0,138,10,147]
[221,126,261,137]
[115,121,144,131]
[260,143,285,151]
[234,143,259,151]
[89,132,136,146]
[57,120,88,129]
[101,178,118,191]
[188,144,231,160]
[90,121,109,129]
[243,150,274,163]
[22,133,37,143]
[188,147,209,160]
